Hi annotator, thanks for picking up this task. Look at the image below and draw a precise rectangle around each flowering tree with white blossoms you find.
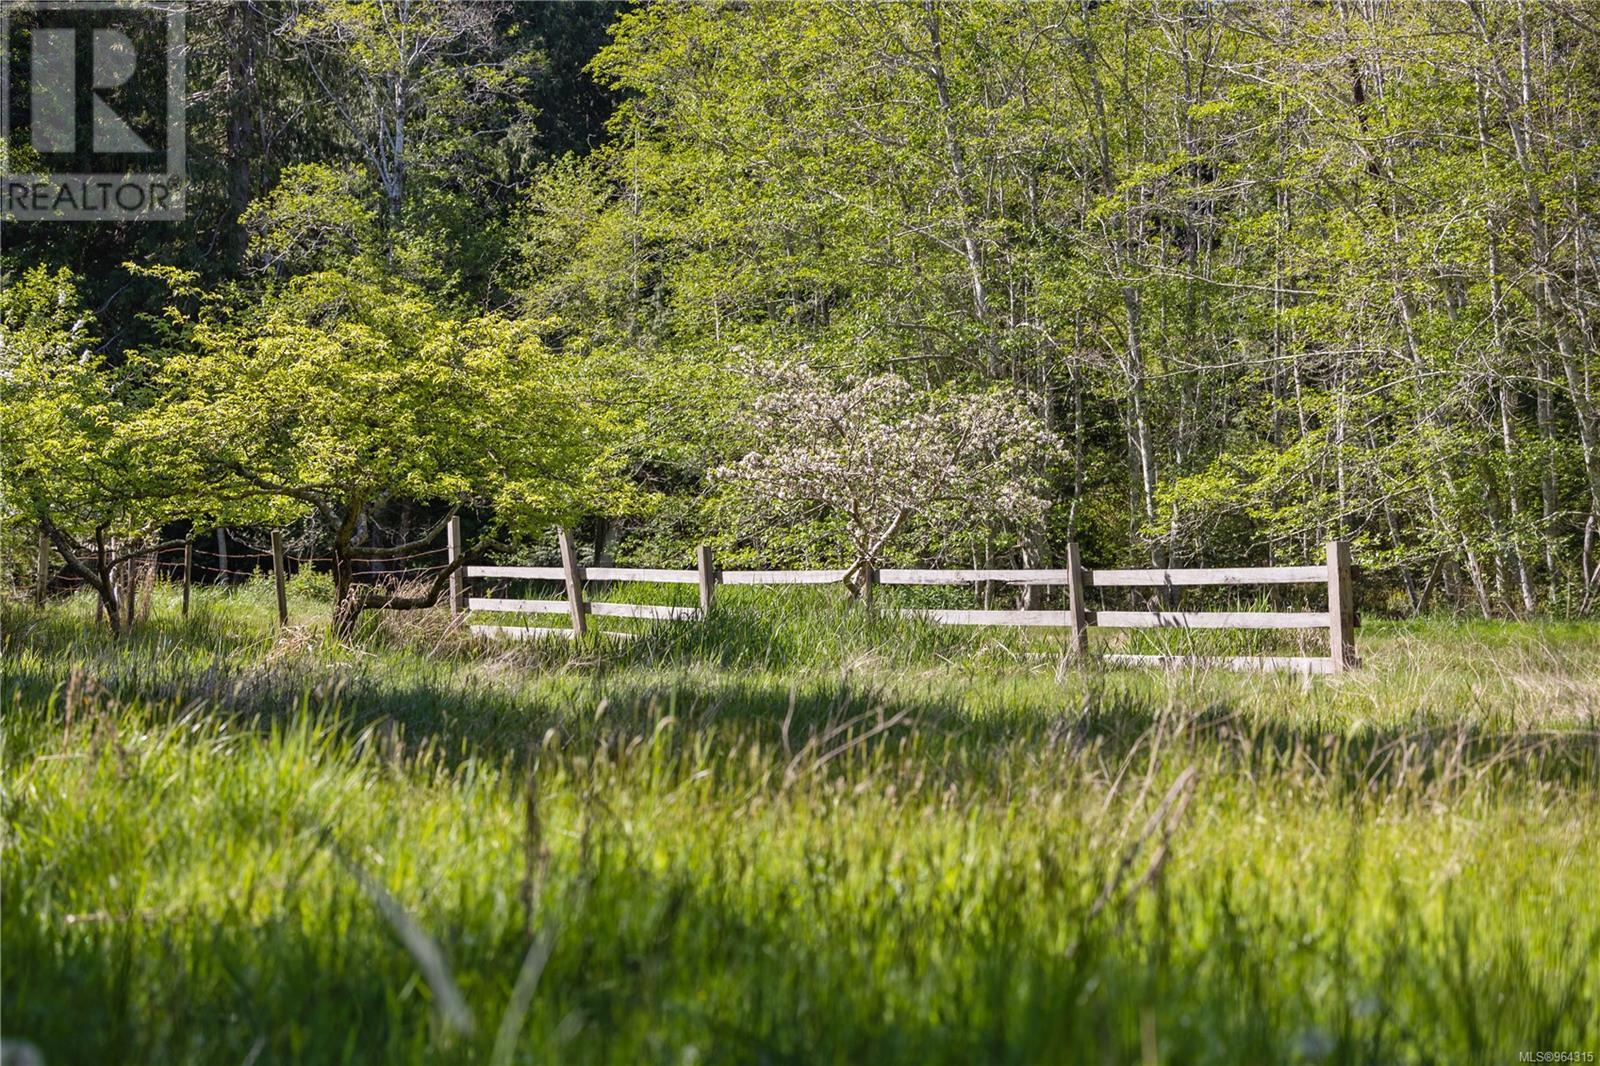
[714,362,1064,599]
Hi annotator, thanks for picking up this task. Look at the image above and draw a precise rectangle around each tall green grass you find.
[3,588,1597,1063]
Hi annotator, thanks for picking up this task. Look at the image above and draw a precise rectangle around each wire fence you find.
[28,527,461,610]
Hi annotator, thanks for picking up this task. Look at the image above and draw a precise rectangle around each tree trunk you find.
[224,0,259,265]
[923,3,993,374]
[332,545,362,638]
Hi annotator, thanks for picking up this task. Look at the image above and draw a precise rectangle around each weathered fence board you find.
[470,623,571,640]
[1093,609,1328,630]
[1327,540,1357,670]
[900,608,1074,627]
[469,624,635,642]
[696,546,716,613]
[720,569,850,585]
[467,565,566,580]
[467,597,570,615]
[588,602,702,621]
[878,568,1077,586]
[582,566,701,584]
[271,531,288,627]
[447,516,465,616]
[1064,542,1089,656]
[1102,653,1333,675]
[1088,565,1327,587]
[557,528,588,638]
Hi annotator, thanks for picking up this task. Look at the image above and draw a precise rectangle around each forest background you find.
[5,0,1599,620]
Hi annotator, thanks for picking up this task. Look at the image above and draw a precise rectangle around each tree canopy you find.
[147,172,617,631]
[715,362,1061,596]
[6,0,1599,621]
[1,266,201,632]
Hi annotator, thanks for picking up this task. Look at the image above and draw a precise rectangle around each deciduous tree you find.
[714,362,1062,598]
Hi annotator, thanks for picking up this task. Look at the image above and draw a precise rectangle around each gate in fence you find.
[452,531,1357,674]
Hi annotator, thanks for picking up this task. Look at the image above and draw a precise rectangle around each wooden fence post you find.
[271,531,289,627]
[557,527,587,638]
[96,541,107,626]
[138,553,154,622]
[696,544,715,615]
[36,529,50,607]
[182,538,193,618]
[1326,540,1355,671]
[447,515,465,617]
[123,549,136,629]
[216,527,229,586]
[1064,542,1089,657]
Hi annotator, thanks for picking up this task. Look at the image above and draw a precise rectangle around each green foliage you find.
[3,267,146,533]
[0,266,207,626]
[164,266,605,535]
[242,163,379,276]
[10,0,1600,639]
[285,567,337,604]
[127,188,623,631]
[556,1,1600,614]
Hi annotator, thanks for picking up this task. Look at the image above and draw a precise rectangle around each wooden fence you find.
[454,531,1358,674]
[877,540,1356,674]
[32,518,1356,672]
[459,529,714,642]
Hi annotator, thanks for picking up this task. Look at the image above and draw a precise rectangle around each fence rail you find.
[30,515,1359,674]
[874,542,1354,674]
[719,569,849,585]
[1088,565,1327,586]
[455,533,1358,673]
[877,568,1076,586]
[1100,654,1336,675]
[1089,609,1328,630]
[459,531,714,642]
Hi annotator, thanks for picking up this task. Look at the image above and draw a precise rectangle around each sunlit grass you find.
[3,588,1597,1063]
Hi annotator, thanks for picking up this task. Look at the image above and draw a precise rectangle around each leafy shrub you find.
[286,567,336,603]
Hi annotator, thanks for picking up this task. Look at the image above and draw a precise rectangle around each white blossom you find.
[714,361,1065,588]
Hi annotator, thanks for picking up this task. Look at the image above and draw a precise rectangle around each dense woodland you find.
[5,0,1600,619]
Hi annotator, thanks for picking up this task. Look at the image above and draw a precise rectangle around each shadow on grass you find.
[6,596,1598,804]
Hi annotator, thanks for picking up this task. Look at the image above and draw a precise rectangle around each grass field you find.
[4,583,1598,1064]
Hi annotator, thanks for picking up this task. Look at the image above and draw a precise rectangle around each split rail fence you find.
[31,521,1356,673]
[455,532,1358,674]
[460,529,714,643]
